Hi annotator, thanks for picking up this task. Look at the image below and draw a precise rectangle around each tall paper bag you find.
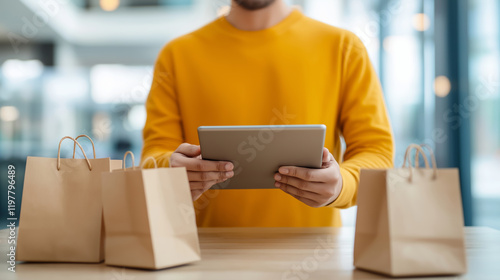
[354,144,467,277]
[101,152,201,269]
[17,135,122,262]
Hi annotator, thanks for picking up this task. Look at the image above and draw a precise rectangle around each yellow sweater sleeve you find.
[141,46,183,168]
[329,35,394,209]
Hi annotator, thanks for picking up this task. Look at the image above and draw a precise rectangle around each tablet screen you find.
[198,125,326,189]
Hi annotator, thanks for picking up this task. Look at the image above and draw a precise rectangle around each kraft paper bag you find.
[17,135,122,263]
[101,151,201,269]
[354,144,467,277]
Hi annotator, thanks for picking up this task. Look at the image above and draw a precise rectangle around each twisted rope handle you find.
[141,157,158,169]
[414,148,430,169]
[72,135,96,159]
[57,136,92,171]
[123,151,136,170]
[402,144,437,181]
[403,144,429,168]
[419,143,438,179]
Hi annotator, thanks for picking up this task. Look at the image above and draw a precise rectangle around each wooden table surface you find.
[1,227,500,280]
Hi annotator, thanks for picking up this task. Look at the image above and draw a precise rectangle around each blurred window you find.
[469,0,500,229]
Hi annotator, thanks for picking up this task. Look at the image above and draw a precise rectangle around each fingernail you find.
[280,168,289,174]
[274,174,281,181]
[274,182,280,187]
[225,171,233,177]
[225,163,233,171]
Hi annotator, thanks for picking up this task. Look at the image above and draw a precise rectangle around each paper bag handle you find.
[402,144,427,168]
[403,145,430,169]
[72,135,96,159]
[402,144,437,181]
[419,144,437,172]
[141,157,158,169]
[57,136,92,171]
[123,151,136,170]
[414,149,430,169]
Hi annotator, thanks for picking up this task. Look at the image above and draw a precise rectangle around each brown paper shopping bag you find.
[101,151,201,269]
[17,135,122,263]
[354,144,467,277]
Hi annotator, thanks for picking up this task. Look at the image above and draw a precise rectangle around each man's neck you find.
[226,0,292,31]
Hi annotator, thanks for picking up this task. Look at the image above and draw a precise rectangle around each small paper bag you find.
[101,151,201,269]
[17,135,122,262]
[354,144,467,277]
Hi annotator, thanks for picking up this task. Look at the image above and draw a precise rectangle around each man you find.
[141,0,394,227]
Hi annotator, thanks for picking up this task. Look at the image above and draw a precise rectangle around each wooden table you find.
[1,227,499,279]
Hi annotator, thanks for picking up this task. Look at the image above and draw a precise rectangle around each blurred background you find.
[0,0,498,228]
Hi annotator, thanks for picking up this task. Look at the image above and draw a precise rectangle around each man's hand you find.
[170,143,234,201]
[274,147,342,207]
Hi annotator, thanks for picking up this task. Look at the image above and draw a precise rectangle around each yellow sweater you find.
[142,9,394,227]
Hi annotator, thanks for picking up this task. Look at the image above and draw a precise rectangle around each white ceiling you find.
[0,0,222,46]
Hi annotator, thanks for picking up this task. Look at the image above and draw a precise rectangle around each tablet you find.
[197,124,326,189]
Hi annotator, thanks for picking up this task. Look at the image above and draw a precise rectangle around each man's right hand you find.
[170,143,234,201]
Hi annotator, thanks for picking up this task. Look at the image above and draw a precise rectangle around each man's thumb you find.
[178,143,201,157]
[322,147,330,162]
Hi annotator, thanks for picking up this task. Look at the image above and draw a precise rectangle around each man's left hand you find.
[274,147,343,207]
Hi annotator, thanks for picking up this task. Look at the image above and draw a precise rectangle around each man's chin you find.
[233,0,277,11]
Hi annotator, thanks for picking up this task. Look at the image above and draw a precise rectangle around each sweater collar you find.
[215,8,304,40]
